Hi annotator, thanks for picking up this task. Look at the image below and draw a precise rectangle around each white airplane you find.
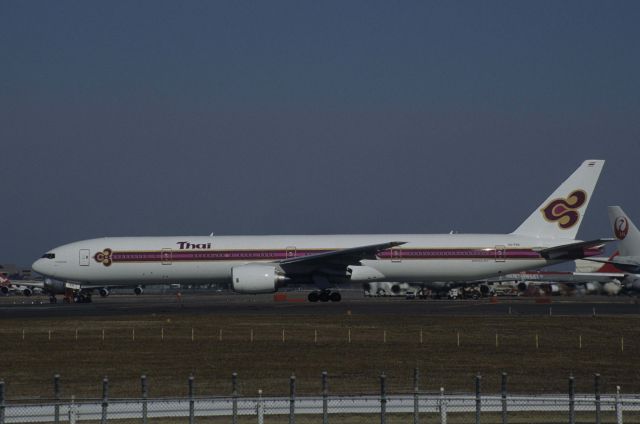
[482,256,626,296]
[0,275,46,297]
[569,206,640,294]
[585,206,640,274]
[479,207,640,296]
[32,160,609,302]
[0,275,13,294]
[0,274,144,303]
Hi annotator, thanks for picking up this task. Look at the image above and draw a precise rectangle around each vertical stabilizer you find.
[512,160,604,239]
[608,206,640,257]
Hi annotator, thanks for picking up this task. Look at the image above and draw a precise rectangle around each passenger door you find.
[495,246,506,262]
[161,248,172,265]
[79,249,90,266]
[391,248,402,263]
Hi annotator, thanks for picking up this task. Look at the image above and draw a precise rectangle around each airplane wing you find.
[562,272,626,281]
[582,257,640,273]
[5,279,45,289]
[534,238,615,260]
[278,241,406,274]
[481,271,625,284]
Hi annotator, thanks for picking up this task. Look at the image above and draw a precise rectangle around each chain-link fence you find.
[2,371,639,423]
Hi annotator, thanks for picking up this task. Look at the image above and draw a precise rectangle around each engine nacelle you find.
[625,276,640,292]
[0,286,9,295]
[23,287,33,296]
[99,288,110,297]
[43,278,66,294]
[603,280,622,296]
[231,264,286,294]
[348,266,385,282]
[134,286,144,295]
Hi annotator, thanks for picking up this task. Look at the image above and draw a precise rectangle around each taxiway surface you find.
[1,291,639,319]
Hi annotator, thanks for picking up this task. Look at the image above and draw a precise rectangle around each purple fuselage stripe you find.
[103,248,555,264]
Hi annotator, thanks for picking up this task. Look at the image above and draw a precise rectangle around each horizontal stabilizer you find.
[534,238,614,260]
[584,256,640,274]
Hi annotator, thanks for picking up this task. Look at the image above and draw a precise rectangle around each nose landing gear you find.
[308,290,342,302]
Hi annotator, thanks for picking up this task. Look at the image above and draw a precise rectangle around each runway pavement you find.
[2,290,640,319]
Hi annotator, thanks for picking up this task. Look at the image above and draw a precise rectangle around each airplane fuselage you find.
[32,233,594,286]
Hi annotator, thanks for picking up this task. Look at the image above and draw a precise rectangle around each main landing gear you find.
[308,290,342,303]
[73,293,92,303]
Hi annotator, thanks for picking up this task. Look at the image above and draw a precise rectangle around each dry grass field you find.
[2,313,640,399]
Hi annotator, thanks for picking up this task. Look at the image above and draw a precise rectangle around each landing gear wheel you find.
[74,294,92,303]
[309,290,342,302]
[49,296,57,304]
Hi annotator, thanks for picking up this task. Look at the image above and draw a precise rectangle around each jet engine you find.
[231,264,287,294]
[23,287,33,296]
[624,276,640,292]
[603,280,622,296]
[134,286,144,295]
[43,278,65,294]
[99,288,110,297]
[0,286,8,295]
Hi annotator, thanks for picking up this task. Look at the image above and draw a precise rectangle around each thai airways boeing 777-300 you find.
[32,160,608,302]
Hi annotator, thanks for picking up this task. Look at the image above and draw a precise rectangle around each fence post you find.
[475,374,481,424]
[232,372,238,424]
[54,374,60,424]
[380,373,387,424]
[188,374,195,424]
[569,375,575,424]
[413,367,420,424]
[289,374,296,424]
[257,389,264,424]
[439,387,447,424]
[615,386,623,424]
[101,377,109,424]
[501,372,508,424]
[0,379,5,424]
[322,371,328,424]
[594,374,601,424]
[141,375,148,424]
[68,395,77,424]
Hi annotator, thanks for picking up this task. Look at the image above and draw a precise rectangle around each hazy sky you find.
[1,1,639,266]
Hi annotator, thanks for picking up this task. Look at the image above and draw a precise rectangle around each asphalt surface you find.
[2,290,640,319]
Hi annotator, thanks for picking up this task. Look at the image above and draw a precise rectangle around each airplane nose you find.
[32,259,46,275]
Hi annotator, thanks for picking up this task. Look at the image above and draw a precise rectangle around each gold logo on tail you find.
[540,190,587,229]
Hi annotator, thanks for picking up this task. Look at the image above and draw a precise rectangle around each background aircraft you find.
[585,206,640,274]
[0,274,145,303]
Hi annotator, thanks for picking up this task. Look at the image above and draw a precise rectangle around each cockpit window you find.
[41,253,55,259]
